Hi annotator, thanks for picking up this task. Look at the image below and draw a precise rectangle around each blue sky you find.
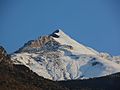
[0,0,120,55]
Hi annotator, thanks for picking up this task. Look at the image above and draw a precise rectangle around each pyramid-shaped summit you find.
[50,29,98,55]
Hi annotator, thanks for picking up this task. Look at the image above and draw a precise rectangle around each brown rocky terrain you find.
[28,36,55,48]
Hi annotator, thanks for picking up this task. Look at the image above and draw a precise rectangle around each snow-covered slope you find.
[11,29,120,81]
[50,29,98,55]
[99,52,120,64]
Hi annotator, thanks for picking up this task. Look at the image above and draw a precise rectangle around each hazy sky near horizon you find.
[0,0,120,55]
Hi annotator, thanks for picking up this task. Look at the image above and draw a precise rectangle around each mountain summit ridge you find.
[16,29,98,55]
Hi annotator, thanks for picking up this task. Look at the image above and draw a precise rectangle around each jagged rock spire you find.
[0,46,7,61]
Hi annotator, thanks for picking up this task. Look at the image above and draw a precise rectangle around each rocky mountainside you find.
[0,46,68,90]
[11,29,120,81]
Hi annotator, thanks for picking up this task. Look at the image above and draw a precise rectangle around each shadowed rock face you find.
[53,30,60,33]
[50,30,60,38]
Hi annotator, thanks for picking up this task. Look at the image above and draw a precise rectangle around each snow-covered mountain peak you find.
[50,29,70,38]
[11,29,120,81]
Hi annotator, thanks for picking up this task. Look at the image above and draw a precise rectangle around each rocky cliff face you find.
[0,46,12,66]
[16,35,58,53]
[0,46,7,61]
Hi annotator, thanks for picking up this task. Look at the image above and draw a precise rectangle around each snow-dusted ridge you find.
[11,29,120,81]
